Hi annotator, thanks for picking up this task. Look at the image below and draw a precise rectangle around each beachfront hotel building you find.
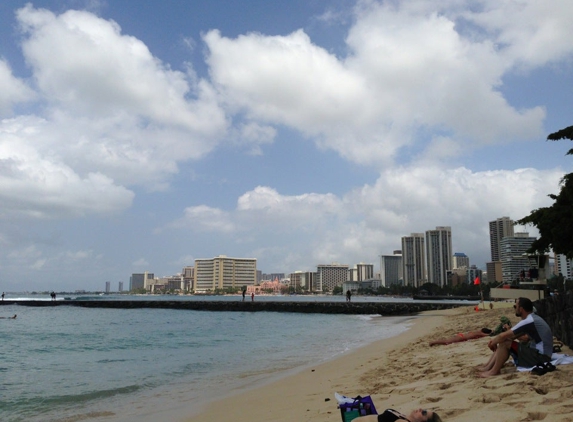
[316,263,349,292]
[130,272,155,291]
[380,253,403,287]
[500,233,536,283]
[425,226,452,287]
[194,255,257,292]
[487,217,514,283]
[401,233,426,287]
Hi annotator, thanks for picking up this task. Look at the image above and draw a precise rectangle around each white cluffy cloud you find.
[0,5,229,220]
[199,0,573,167]
[166,165,563,270]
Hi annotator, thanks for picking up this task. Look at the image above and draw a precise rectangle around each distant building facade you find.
[486,261,503,284]
[380,253,403,287]
[349,263,374,282]
[130,272,154,291]
[316,263,349,292]
[425,226,452,287]
[452,252,469,269]
[500,233,536,283]
[554,254,573,280]
[490,217,514,262]
[194,255,257,292]
[402,233,426,287]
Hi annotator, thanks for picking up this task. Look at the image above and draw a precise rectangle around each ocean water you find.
[0,295,416,422]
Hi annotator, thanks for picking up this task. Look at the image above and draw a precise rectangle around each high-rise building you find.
[425,226,452,287]
[452,252,469,269]
[554,253,572,280]
[380,253,403,287]
[289,271,317,291]
[500,233,535,283]
[316,263,349,292]
[489,217,514,262]
[349,263,374,282]
[105,281,110,293]
[467,265,483,285]
[486,261,503,284]
[118,281,123,292]
[194,255,257,292]
[182,266,194,291]
[401,233,426,287]
[130,272,154,291]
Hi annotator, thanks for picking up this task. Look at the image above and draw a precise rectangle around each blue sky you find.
[1,0,572,292]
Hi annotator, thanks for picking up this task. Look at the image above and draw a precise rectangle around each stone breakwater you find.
[3,300,461,315]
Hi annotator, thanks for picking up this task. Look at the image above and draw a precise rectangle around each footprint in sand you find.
[525,411,547,420]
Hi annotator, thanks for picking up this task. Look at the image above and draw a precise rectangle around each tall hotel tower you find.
[425,226,452,287]
[489,217,515,261]
[401,234,426,287]
[487,217,514,283]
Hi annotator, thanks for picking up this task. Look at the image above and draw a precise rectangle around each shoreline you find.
[184,303,573,422]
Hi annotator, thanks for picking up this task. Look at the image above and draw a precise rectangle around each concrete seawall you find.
[1,300,463,315]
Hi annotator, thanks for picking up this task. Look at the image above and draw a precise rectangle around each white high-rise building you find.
[500,233,535,283]
[194,255,257,292]
[554,254,572,280]
[426,226,452,287]
[401,234,426,287]
[380,253,403,287]
[316,263,349,292]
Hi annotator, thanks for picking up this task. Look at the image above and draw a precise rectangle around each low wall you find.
[490,288,545,301]
[3,299,462,316]
[534,291,573,349]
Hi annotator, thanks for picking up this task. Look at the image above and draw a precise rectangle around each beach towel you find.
[516,353,573,372]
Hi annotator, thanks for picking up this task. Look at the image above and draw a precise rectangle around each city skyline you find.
[1,1,572,291]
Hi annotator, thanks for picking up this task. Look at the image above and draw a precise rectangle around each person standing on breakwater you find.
[242,288,246,302]
[1,292,4,300]
[346,290,352,302]
[251,292,254,301]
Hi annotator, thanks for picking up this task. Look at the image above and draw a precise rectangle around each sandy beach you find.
[185,303,573,422]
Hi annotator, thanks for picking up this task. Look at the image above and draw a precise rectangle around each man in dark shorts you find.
[477,297,553,377]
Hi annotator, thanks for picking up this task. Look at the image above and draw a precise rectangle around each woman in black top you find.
[357,408,442,422]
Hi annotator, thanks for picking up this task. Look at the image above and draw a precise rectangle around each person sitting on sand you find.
[356,407,442,422]
[477,297,553,377]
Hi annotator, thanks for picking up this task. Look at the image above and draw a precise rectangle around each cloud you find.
[0,59,36,116]
[0,116,134,219]
[165,165,562,271]
[0,5,230,221]
[201,0,570,167]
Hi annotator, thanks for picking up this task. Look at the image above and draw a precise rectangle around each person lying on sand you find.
[429,328,492,346]
[356,407,442,422]
[429,316,513,346]
[0,314,17,319]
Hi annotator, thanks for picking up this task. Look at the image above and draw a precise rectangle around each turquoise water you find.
[0,296,415,422]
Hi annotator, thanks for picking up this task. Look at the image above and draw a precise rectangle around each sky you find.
[1,0,572,292]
